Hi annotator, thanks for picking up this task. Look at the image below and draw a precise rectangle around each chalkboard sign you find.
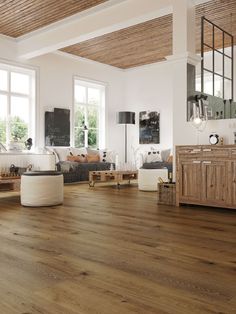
[45,108,70,146]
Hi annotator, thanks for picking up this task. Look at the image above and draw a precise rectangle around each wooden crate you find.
[158,183,176,206]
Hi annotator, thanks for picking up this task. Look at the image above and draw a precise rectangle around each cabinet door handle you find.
[203,161,212,164]
[191,149,201,153]
[192,161,201,164]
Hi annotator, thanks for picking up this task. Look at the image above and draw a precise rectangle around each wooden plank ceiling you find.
[61,14,173,69]
[61,0,236,69]
[0,0,108,38]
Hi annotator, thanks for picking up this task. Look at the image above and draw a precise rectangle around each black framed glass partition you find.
[201,16,234,100]
[187,16,235,121]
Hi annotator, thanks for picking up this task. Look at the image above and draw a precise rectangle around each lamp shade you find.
[117,111,135,124]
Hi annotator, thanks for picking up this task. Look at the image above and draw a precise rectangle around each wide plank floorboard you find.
[0,184,235,314]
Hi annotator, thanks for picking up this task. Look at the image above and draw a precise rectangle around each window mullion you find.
[6,70,11,144]
[85,87,89,147]
[85,88,88,127]
[28,76,33,139]
[10,91,30,98]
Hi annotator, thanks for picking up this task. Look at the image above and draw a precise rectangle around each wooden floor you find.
[0,184,235,314]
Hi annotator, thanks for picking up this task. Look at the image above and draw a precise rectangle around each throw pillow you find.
[87,154,100,163]
[166,155,173,163]
[54,147,71,162]
[70,147,87,156]
[161,148,171,162]
[67,155,87,163]
[99,150,115,163]
[45,146,59,163]
[86,148,100,155]
[146,151,162,163]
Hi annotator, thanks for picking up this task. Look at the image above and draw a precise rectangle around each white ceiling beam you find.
[0,35,18,60]
[193,0,212,5]
[17,0,173,60]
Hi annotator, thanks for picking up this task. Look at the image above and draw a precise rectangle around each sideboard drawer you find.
[202,148,229,158]
[177,148,202,158]
[231,149,236,159]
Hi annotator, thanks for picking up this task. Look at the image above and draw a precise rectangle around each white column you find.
[167,0,200,180]
[172,0,195,56]
[170,0,201,146]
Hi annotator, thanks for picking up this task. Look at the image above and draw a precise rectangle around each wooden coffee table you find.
[89,170,138,188]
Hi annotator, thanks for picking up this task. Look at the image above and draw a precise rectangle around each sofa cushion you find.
[87,154,100,163]
[142,161,172,172]
[67,155,87,162]
[146,150,162,163]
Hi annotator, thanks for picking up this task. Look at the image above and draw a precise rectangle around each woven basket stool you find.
[21,171,63,207]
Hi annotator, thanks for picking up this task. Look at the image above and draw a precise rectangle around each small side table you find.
[157,183,176,206]
[0,177,21,192]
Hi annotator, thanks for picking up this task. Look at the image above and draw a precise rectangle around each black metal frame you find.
[201,16,234,100]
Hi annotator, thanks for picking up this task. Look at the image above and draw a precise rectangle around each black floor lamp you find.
[117,111,135,163]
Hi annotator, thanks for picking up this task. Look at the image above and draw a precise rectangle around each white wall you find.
[124,62,173,160]
[27,53,125,157]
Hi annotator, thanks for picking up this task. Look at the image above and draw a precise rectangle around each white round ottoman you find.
[138,168,168,191]
[21,171,64,207]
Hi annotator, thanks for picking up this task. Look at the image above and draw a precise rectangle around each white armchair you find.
[138,168,168,191]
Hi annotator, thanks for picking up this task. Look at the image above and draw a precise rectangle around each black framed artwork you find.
[45,108,70,146]
[139,111,160,144]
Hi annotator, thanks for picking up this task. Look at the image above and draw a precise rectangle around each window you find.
[0,63,36,146]
[200,17,234,99]
[73,78,105,148]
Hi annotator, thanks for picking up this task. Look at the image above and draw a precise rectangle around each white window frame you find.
[73,77,106,148]
[0,62,36,146]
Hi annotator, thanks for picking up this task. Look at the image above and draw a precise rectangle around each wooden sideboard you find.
[176,145,236,209]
